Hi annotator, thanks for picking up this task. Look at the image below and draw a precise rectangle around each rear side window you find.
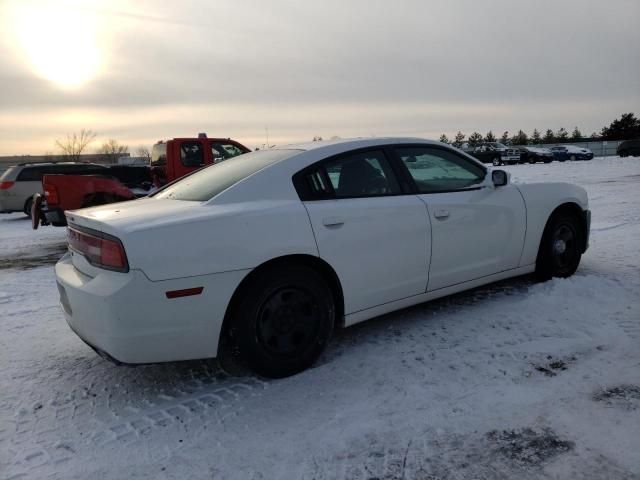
[211,142,247,163]
[154,149,300,201]
[16,167,44,181]
[298,150,401,200]
[180,141,204,167]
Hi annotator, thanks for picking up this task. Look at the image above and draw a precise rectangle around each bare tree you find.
[55,129,97,162]
[98,139,129,164]
[136,146,152,163]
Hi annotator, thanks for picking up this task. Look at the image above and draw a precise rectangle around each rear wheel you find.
[535,212,583,281]
[570,154,576,161]
[230,264,335,378]
[23,196,33,216]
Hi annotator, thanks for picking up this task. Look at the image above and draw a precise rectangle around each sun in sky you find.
[7,0,103,89]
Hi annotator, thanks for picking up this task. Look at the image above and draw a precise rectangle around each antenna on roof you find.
[198,132,208,138]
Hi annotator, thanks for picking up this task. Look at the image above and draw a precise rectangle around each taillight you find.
[0,181,15,190]
[44,184,59,204]
[67,225,129,272]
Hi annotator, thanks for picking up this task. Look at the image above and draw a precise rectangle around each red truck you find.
[32,134,250,228]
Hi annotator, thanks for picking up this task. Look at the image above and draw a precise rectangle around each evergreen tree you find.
[600,113,640,140]
[511,130,528,146]
[439,134,450,144]
[531,129,541,144]
[453,131,466,148]
[570,127,582,141]
[500,131,509,145]
[484,131,496,142]
[468,132,483,146]
[543,129,555,143]
[556,128,569,141]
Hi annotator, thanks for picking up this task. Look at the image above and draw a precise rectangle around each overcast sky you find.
[0,0,638,155]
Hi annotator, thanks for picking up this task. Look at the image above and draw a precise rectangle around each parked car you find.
[0,162,107,215]
[516,146,554,163]
[550,145,594,161]
[462,142,521,166]
[32,135,250,228]
[55,138,590,378]
[616,139,640,157]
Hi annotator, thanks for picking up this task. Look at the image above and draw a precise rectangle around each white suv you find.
[0,162,107,215]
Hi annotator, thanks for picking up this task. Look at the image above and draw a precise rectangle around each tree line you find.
[439,112,640,148]
[46,128,151,163]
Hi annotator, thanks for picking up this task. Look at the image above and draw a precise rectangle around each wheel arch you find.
[217,254,345,355]
[540,202,588,254]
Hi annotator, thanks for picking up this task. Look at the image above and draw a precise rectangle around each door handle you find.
[322,216,345,227]
[434,209,450,219]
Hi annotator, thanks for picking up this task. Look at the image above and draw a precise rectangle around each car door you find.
[393,145,526,292]
[299,148,431,315]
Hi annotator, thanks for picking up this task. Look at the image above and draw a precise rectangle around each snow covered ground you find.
[1,157,639,480]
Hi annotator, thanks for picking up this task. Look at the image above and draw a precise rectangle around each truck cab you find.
[151,134,250,186]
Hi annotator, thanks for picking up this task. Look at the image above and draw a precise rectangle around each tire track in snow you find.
[5,371,268,479]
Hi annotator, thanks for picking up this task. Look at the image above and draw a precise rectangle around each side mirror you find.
[492,170,508,187]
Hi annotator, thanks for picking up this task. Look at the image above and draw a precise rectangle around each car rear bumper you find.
[0,193,21,212]
[55,253,249,364]
[42,206,67,226]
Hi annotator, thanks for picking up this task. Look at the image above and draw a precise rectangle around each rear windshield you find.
[153,149,301,201]
[0,166,17,180]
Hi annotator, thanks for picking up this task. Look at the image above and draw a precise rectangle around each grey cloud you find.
[0,0,638,153]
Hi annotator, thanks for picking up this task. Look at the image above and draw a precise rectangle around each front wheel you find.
[535,212,583,281]
[569,155,576,161]
[230,264,335,378]
[492,157,501,166]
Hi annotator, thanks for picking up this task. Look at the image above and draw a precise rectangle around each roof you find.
[274,137,439,152]
[16,162,105,167]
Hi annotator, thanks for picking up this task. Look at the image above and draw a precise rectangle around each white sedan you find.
[55,138,590,377]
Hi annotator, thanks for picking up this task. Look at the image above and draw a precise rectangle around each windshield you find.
[153,149,301,201]
[151,143,167,166]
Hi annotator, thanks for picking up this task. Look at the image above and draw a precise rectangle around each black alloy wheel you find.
[549,222,579,276]
[231,264,335,378]
[256,287,323,358]
[536,212,583,280]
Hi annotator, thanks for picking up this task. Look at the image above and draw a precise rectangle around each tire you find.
[23,196,33,216]
[535,212,583,281]
[230,264,335,378]
[492,157,501,166]
[570,155,576,161]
